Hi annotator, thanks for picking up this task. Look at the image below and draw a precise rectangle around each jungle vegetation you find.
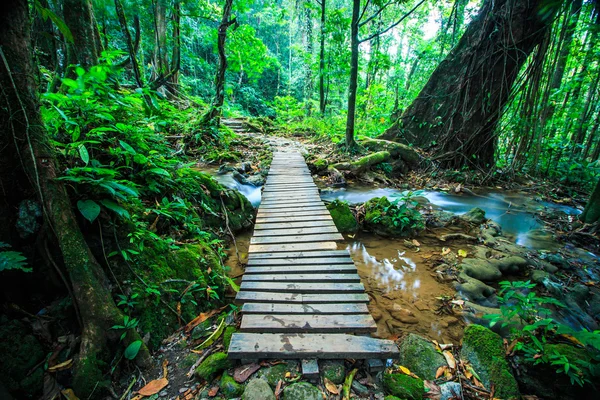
[1,0,600,398]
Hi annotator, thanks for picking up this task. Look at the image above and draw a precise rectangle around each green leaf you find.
[78,144,90,165]
[119,140,137,154]
[0,248,31,273]
[148,168,170,177]
[77,200,101,223]
[99,200,131,219]
[124,340,143,360]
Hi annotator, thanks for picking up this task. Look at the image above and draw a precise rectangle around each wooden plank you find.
[256,210,331,218]
[240,282,365,293]
[245,265,356,274]
[241,303,369,315]
[253,226,340,236]
[250,233,344,244]
[249,242,337,253]
[247,250,350,260]
[262,187,318,192]
[235,292,369,303]
[259,201,323,208]
[242,273,360,282]
[257,206,327,214]
[228,333,399,359]
[267,178,314,183]
[254,221,337,230]
[240,314,376,333]
[255,215,332,224]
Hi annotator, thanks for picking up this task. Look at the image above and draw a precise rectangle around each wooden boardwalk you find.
[228,152,398,360]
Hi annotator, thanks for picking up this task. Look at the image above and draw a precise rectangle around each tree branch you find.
[359,0,394,27]
[358,0,371,24]
[359,0,425,44]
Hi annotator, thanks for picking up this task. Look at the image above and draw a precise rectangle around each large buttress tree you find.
[381,0,560,169]
[0,0,151,397]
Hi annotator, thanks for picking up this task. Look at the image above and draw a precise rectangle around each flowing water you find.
[201,167,262,207]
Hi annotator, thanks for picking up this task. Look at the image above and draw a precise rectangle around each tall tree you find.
[381,0,560,169]
[318,0,326,114]
[63,0,101,67]
[0,0,151,397]
[203,0,237,124]
[345,0,425,149]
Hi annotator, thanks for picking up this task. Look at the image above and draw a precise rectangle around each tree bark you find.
[582,178,600,224]
[114,0,143,87]
[153,0,168,77]
[318,0,326,115]
[63,0,100,68]
[381,0,558,169]
[0,1,151,398]
[345,0,360,149]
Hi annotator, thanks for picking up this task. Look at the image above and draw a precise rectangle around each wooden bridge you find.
[228,151,398,361]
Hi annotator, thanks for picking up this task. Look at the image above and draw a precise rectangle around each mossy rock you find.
[326,200,358,233]
[0,317,45,398]
[283,382,323,400]
[460,324,519,399]
[243,378,276,400]
[384,396,402,400]
[320,360,346,384]
[220,372,243,398]
[382,373,424,400]
[397,333,446,380]
[167,243,222,282]
[461,207,487,225]
[364,197,424,237]
[258,361,300,388]
[360,138,420,166]
[138,306,178,350]
[195,352,232,381]
[223,326,236,351]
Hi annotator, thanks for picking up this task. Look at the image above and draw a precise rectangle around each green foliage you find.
[0,242,31,273]
[364,193,424,237]
[484,281,600,387]
[123,340,143,360]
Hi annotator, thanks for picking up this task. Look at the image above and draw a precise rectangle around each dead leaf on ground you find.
[324,377,340,394]
[233,363,261,383]
[442,247,451,255]
[559,334,584,347]
[397,365,420,379]
[275,380,283,399]
[48,359,73,372]
[443,350,456,370]
[61,388,79,400]
[435,366,447,379]
[137,378,169,397]
[208,385,219,397]
[162,359,169,378]
[184,305,226,333]
[412,239,421,247]
[423,380,442,400]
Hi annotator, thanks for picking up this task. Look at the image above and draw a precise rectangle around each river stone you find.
[220,372,243,398]
[243,378,275,400]
[530,270,549,284]
[320,360,345,384]
[439,381,462,400]
[460,259,502,282]
[246,174,266,187]
[382,373,424,400]
[461,207,487,224]
[388,305,419,324]
[454,272,495,302]
[258,361,300,388]
[351,380,370,396]
[283,382,323,400]
[460,324,520,399]
[326,200,359,233]
[397,333,446,380]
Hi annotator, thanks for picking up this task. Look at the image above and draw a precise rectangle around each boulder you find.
[382,373,424,400]
[397,334,446,380]
[439,382,462,400]
[461,207,487,225]
[195,352,232,381]
[220,372,243,398]
[258,361,300,388]
[460,325,520,399]
[454,273,496,302]
[326,200,359,233]
[283,382,323,400]
[460,259,502,282]
[242,378,276,400]
[320,360,345,384]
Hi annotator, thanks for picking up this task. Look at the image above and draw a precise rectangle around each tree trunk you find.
[381,0,558,169]
[319,0,326,115]
[169,0,181,87]
[63,0,101,68]
[203,0,235,125]
[303,0,314,116]
[0,1,151,398]
[114,0,143,87]
[153,0,168,77]
[581,178,600,224]
[345,0,360,149]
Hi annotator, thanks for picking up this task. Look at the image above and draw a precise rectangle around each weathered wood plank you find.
[244,264,356,274]
[248,242,337,253]
[247,250,350,260]
[228,333,399,359]
[255,215,332,224]
[241,303,369,315]
[239,281,365,293]
[240,314,376,333]
[250,233,344,244]
[254,221,337,230]
[259,201,324,209]
[257,206,327,215]
[256,210,331,218]
[235,291,370,303]
[242,273,360,282]
[253,226,340,236]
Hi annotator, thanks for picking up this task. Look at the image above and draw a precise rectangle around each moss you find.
[314,158,328,169]
[382,373,424,400]
[195,352,232,381]
[398,333,446,380]
[223,326,236,351]
[359,138,420,166]
[220,372,243,398]
[461,207,487,225]
[72,354,110,399]
[460,324,520,399]
[326,200,358,233]
[321,360,346,384]
[353,150,390,169]
[282,382,323,400]
[384,396,402,400]
[258,361,299,388]
[363,197,424,237]
[543,343,591,363]
[138,306,176,350]
[195,171,225,197]
[181,353,199,371]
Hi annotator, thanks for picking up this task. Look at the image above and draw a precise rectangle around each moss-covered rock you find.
[223,326,236,351]
[363,197,424,237]
[167,243,222,282]
[220,372,243,398]
[332,151,391,173]
[320,360,346,384]
[382,373,424,400]
[283,382,323,400]
[243,378,276,400]
[460,324,519,399]
[326,200,358,233]
[397,333,446,380]
[195,352,232,381]
[384,396,402,400]
[360,138,420,166]
[0,317,45,398]
[461,207,487,225]
[258,361,300,388]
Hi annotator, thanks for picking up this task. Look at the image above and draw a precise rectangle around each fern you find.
[0,242,31,273]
